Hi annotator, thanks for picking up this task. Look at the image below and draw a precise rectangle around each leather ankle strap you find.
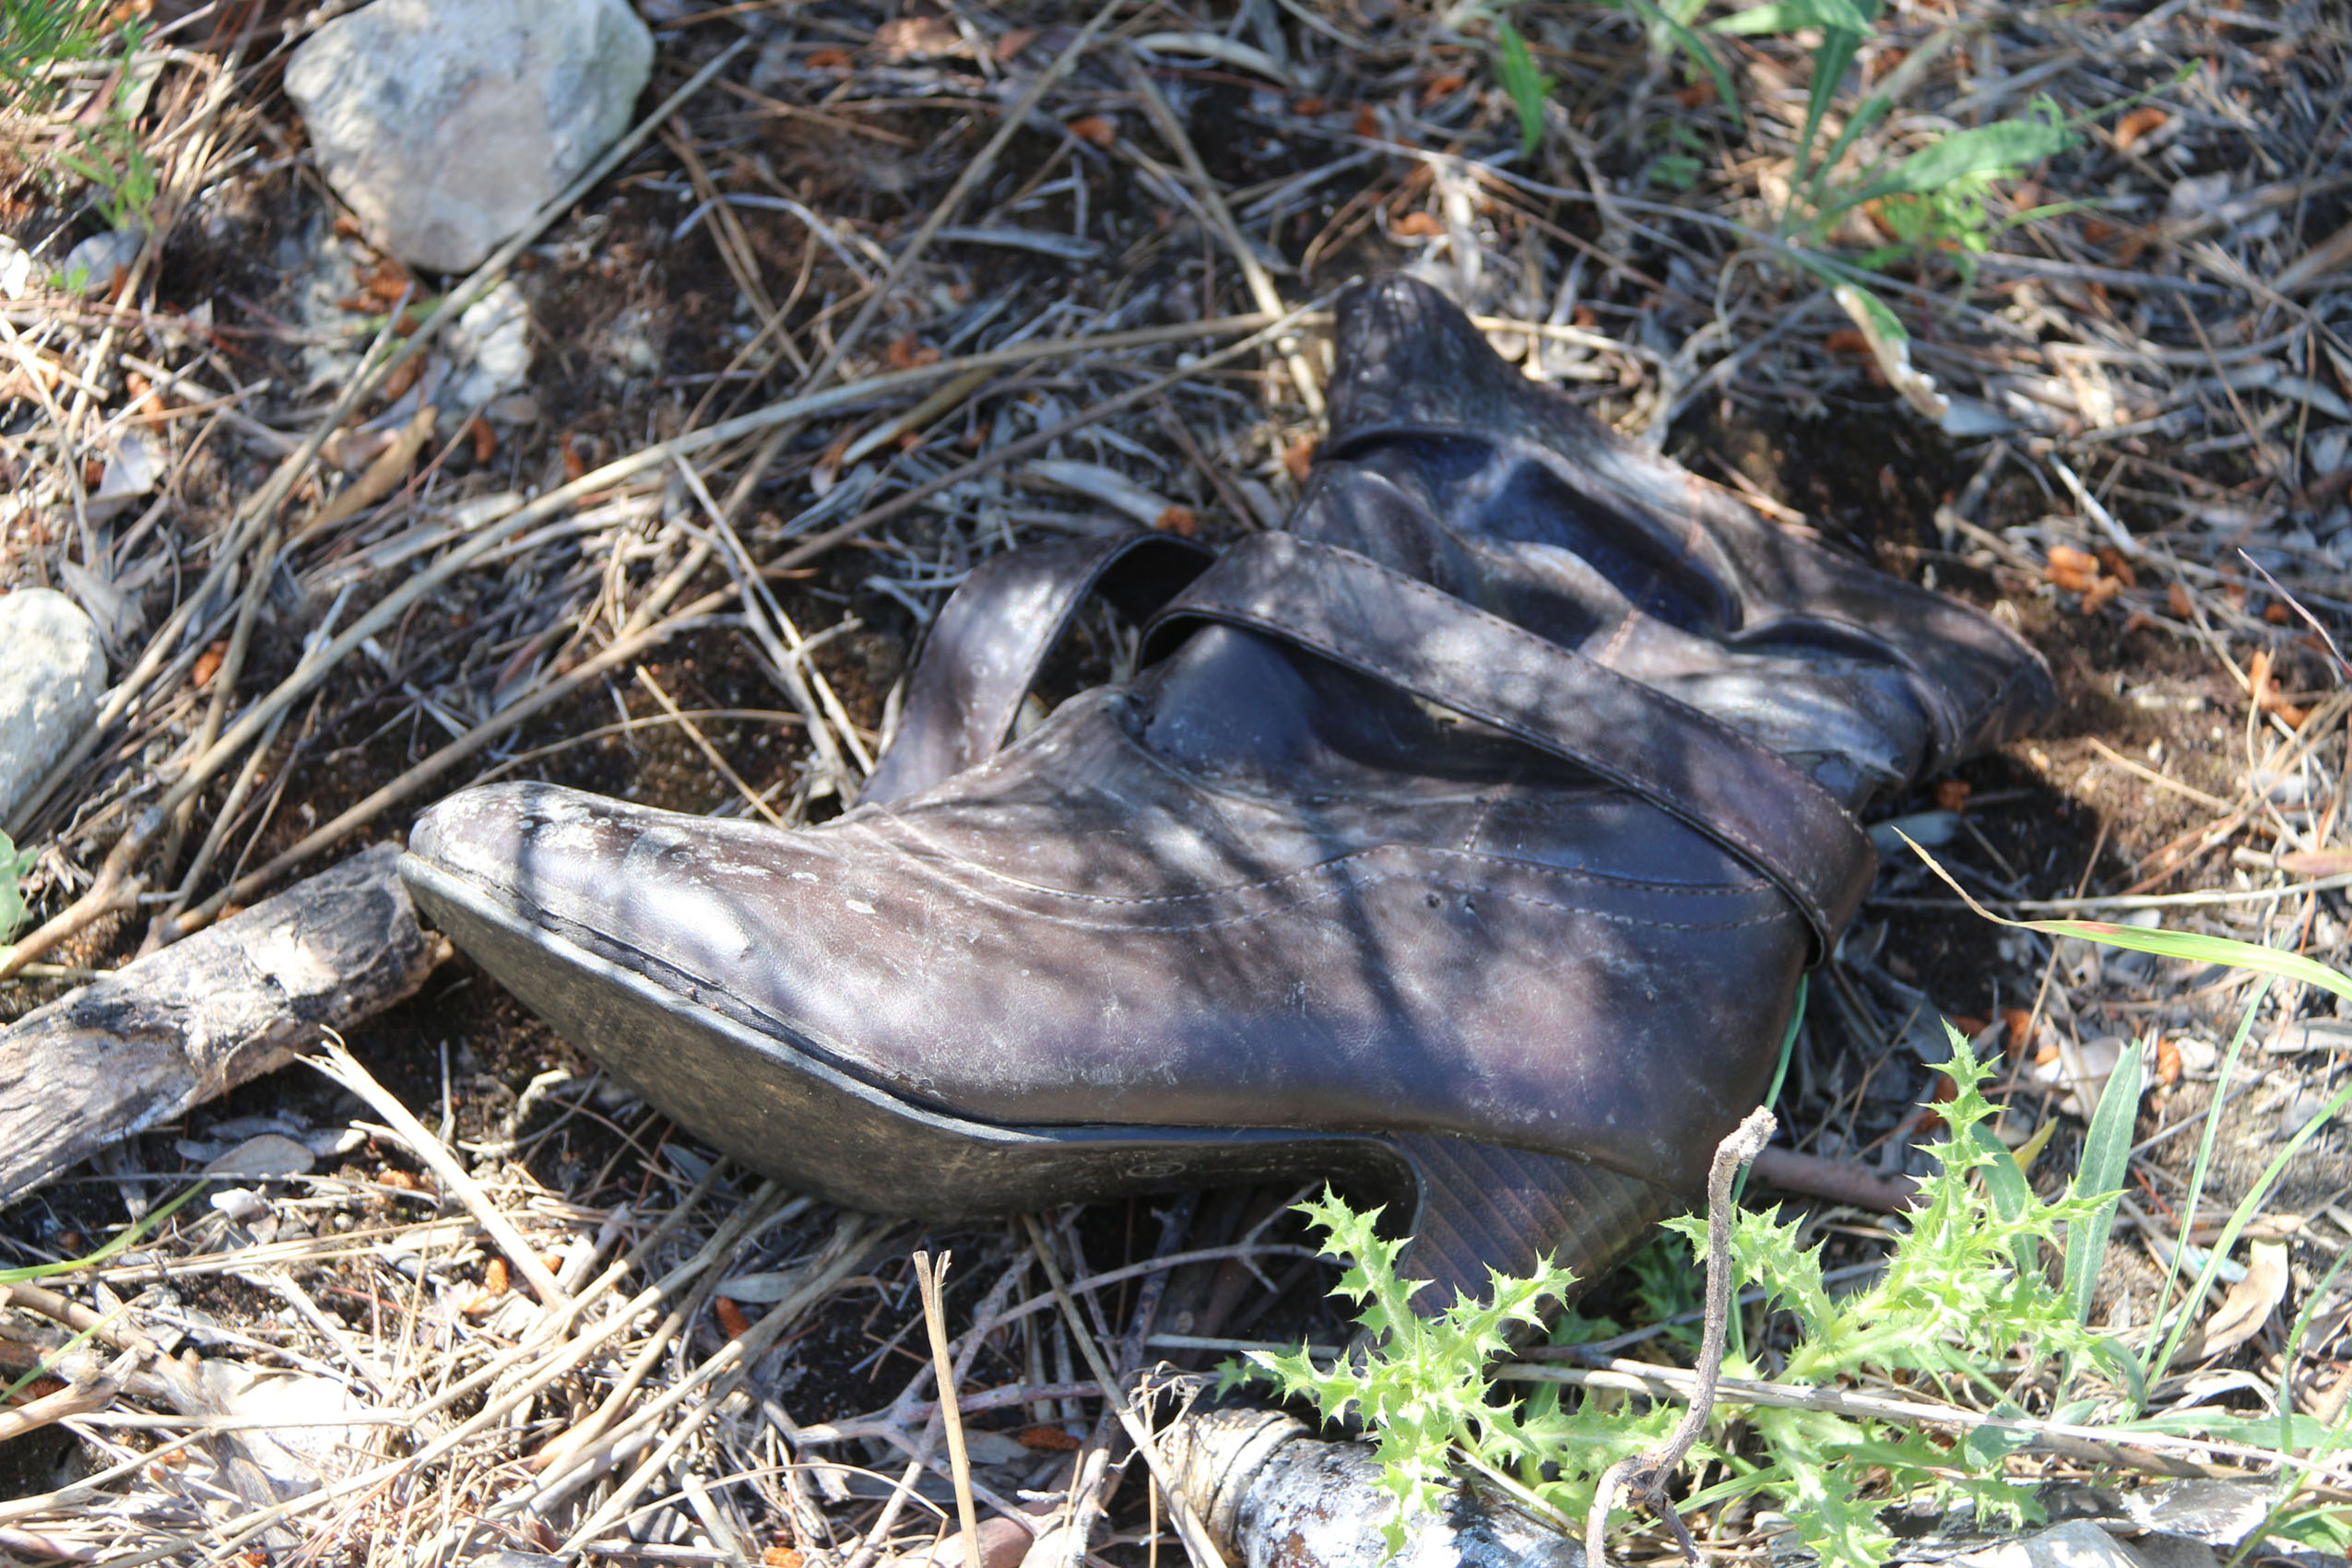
[860,531,1212,806]
[1141,533,1875,958]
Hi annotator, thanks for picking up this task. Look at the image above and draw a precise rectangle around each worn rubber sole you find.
[400,854,1672,1302]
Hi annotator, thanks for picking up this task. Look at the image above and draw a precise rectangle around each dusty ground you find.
[2,0,2351,1562]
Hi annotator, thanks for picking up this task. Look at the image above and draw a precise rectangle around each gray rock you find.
[1951,1519,2155,1568]
[0,589,107,830]
[284,0,654,274]
[202,1133,318,1181]
[56,227,143,295]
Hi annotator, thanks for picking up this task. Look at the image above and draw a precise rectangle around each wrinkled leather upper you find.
[406,275,2054,1196]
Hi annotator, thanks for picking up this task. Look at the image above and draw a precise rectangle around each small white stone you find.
[208,1186,274,1223]
[0,236,31,300]
[284,0,655,274]
[0,589,107,827]
[443,279,534,409]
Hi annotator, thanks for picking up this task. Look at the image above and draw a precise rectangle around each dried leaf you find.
[1834,285,1948,421]
[1392,210,1444,239]
[2114,105,2169,153]
[874,16,965,59]
[884,336,940,371]
[361,259,412,302]
[715,1297,752,1339]
[1018,1423,1081,1451]
[1283,435,1318,483]
[305,404,437,536]
[2278,849,2352,877]
[2002,1007,2035,1058]
[2155,1037,2182,1087]
[1065,114,1117,147]
[191,641,228,690]
[2196,1239,2288,1359]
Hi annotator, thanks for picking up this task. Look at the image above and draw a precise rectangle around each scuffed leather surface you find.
[406,274,2054,1206]
[414,733,1804,1192]
[1141,532,1874,951]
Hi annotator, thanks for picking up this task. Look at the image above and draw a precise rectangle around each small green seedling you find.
[1493,18,1552,159]
[0,831,38,945]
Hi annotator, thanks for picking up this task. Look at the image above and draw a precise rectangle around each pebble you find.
[443,279,534,409]
[284,0,654,274]
[1948,1519,2160,1568]
[0,589,108,830]
[202,1132,318,1181]
[55,227,143,295]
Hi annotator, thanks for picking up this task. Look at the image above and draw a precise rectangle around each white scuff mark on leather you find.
[845,900,877,915]
[631,879,754,960]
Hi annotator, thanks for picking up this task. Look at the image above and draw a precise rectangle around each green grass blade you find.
[1708,0,1873,33]
[2277,1244,2352,1468]
[1898,832,2352,1006]
[0,1308,115,1405]
[2063,1036,2145,1327]
[2145,979,2266,1371]
[1793,27,1864,192]
[1615,0,1743,134]
[1836,104,2074,213]
[1494,18,1552,158]
[1803,88,1889,210]
[0,830,33,943]
[2032,921,2352,1005]
[2146,1072,2352,1384]
[0,1180,209,1284]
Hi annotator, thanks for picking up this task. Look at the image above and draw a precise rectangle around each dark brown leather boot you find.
[400,276,2051,1301]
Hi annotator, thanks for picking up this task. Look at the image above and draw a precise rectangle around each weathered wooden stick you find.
[0,842,443,1208]
[1163,1404,1583,1568]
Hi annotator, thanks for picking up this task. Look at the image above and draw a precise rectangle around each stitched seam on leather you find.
[892,857,1795,936]
[870,825,1777,906]
[1459,786,1505,855]
[1590,589,1646,669]
[1189,539,1859,921]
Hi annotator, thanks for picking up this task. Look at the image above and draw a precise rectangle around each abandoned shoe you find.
[399,275,2053,1302]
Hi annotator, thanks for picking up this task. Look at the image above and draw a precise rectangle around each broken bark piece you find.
[1164,1404,1583,1568]
[0,842,443,1208]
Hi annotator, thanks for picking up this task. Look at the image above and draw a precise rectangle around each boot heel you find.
[1387,1136,1675,1307]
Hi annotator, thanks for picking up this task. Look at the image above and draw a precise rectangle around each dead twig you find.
[1587,1106,1775,1568]
[1020,1214,1226,1568]
[913,1252,986,1568]
[307,1034,570,1311]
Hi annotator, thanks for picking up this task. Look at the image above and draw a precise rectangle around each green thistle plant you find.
[1236,1026,2146,1568]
